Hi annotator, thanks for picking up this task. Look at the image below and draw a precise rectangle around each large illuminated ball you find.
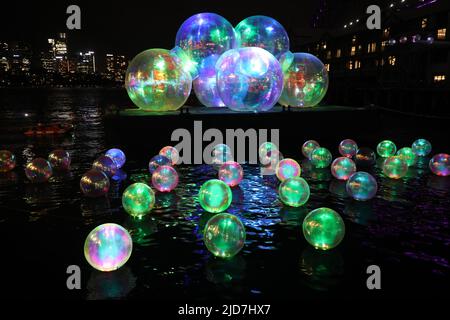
[346,172,378,201]
[203,213,246,258]
[0,150,16,173]
[339,139,358,158]
[429,153,450,176]
[148,155,171,174]
[278,52,329,108]
[302,140,320,159]
[25,158,53,183]
[235,15,289,59]
[396,147,417,167]
[92,155,117,178]
[122,183,155,218]
[48,149,71,171]
[377,140,397,157]
[84,223,132,272]
[278,177,310,207]
[259,142,279,165]
[193,54,225,107]
[303,208,345,251]
[159,146,179,166]
[125,48,192,111]
[310,147,332,168]
[382,156,408,179]
[152,165,179,192]
[354,147,376,167]
[175,13,237,79]
[216,47,284,112]
[105,148,126,169]
[80,169,110,197]
[219,161,243,187]
[331,157,356,180]
[276,158,301,181]
[412,139,432,157]
[199,179,232,213]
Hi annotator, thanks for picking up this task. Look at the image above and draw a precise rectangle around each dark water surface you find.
[0,88,449,300]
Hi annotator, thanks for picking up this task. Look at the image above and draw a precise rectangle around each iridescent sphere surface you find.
[278,177,310,207]
[331,157,356,180]
[199,179,232,213]
[48,149,71,171]
[303,208,345,251]
[211,144,233,169]
[216,47,284,112]
[412,139,432,157]
[148,155,172,174]
[25,158,53,183]
[159,146,179,166]
[259,142,279,165]
[377,140,397,157]
[152,165,179,192]
[382,156,408,179]
[84,223,132,272]
[429,153,450,176]
[310,147,332,168]
[396,147,417,167]
[105,148,126,169]
[0,150,16,173]
[346,172,378,201]
[125,49,192,111]
[339,139,358,158]
[218,161,243,187]
[302,140,320,159]
[278,52,329,108]
[193,54,225,107]
[122,183,155,218]
[354,147,377,167]
[276,158,301,181]
[203,213,246,258]
[80,169,110,197]
[92,155,117,178]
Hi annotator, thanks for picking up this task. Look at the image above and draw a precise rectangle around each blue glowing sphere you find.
[193,54,225,107]
[148,155,172,174]
[105,148,126,169]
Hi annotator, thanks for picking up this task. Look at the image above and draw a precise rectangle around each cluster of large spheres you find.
[125,13,328,112]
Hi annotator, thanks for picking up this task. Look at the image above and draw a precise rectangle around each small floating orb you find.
[25,158,53,183]
[48,149,71,171]
[105,148,126,169]
[213,144,232,157]
[80,169,110,197]
[412,139,432,157]
[302,140,320,159]
[152,165,179,192]
[259,142,279,165]
[382,156,408,179]
[331,157,356,180]
[148,155,172,174]
[354,147,377,167]
[0,150,16,173]
[276,158,301,181]
[346,172,378,201]
[278,177,310,207]
[429,153,450,176]
[203,213,246,259]
[84,223,132,272]
[339,139,358,158]
[92,155,117,178]
[219,161,244,187]
[159,146,179,166]
[199,179,232,213]
[396,147,417,167]
[261,150,284,175]
[122,183,155,218]
[377,140,397,157]
[310,147,332,168]
[303,208,345,251]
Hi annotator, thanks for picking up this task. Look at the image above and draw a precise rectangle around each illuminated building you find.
[8,42,32,75]
[77,51,96,74]
[105,53,128,81]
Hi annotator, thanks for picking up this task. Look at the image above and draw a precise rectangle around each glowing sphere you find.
[25,158,53,183]
[302,140,320,159]
[48,149,71,171]
[213,144,232,157]
[261,150,284,175]
[303,208,345,251]
[278,177,310,207]
[310,147,332,168]
[235,15,289,59]
[429,153,450,176]
[152,165,179,192]
[339,139,358,158]
[0,150,16,173]
[193,54,225,107]
[92,155,117,178]
[148,155,171,174]
[219,161,243,187]
[396,147,417,167]
[122,183,155,218]
[199,179,232,213]
[382,156,408,179]
[278,52,329,108]
[331,157,356,180]
[346,172,378,201]
[84,223,132,272]
[80,169,110,197]
[216,47,284,112]
[259,142,279,165]
[354,147,376,167]
[412,139,432,157]
[377,140,397,157]
[159,146,179,165]
[203,213,246,258]
[105,148,126,169]
[125,48,192,111]
[276,158,301,181]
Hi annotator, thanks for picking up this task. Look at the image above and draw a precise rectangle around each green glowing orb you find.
[396,147,417,167]
[278,177,310,207]
[303,207,345,251]
[122,183,155,218]
[310,147,332,168]
[203,213,246,258]
[382,156,408,179]
[377,140,397,157]
[199,179,232,213]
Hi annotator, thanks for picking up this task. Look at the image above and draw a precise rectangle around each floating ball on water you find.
[193,54,225,107]
[84,223,132,272]
[331,157,356,180]
[25,158,53,183]
[259,142,279,165]
[377,140,397,157]
[339,139,358,158]
[80,169,110,197]
[276,158,301,181]
[159,146,179,166]
[148,155,172,174]
[346,172,378,201]
[0,150,16,173]
[92,155,117,178]
[211,144,233,169]
[278,177,310,207]
[396,147,417,167]
[199,179,232,213]
[382,156,408,179]
[429,153,450,176]
[122,183,155,218]
[152,165,179,192]
[105,148,126,169]
[212,144,232,157]
[310,147,332,168]
[48,149,71,171]
[303,208,345,251]
[354,147,376,167]
[219,161,243,187]
[302,140,320,159]
[203,213,246,258]
[412,139,432,157]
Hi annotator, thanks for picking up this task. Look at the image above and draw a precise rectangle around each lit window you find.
[347,61,353,70]
[437,28,447,40]
[336,49,342,58]
[326,51,332,59]
[368,42,377,53]
[355,60,361,69]
[322,42,327,50]
[351,46,356,56]
[422,18,428,29]
[352,36,357,44]
[381,41,388,51]
[434,75,446,82]
[325,63,330,72]
[383,28,390,38]
[388,56,396,66]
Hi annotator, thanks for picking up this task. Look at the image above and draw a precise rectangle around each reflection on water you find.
[205,255,246,285]
[87,267,137,300]
[344,200,375,225]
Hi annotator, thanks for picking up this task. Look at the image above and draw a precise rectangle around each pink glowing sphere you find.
[218,161,244,187]
[276,158,301,181]
[429,153,450,177]
[331,157,357,180]
[159,146,179,166]
[152,165,179,192]
[25,158,53,183]
[339,139,358,158]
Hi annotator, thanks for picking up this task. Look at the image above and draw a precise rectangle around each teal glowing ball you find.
[412,139,432,157]
[346,172,377,201]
